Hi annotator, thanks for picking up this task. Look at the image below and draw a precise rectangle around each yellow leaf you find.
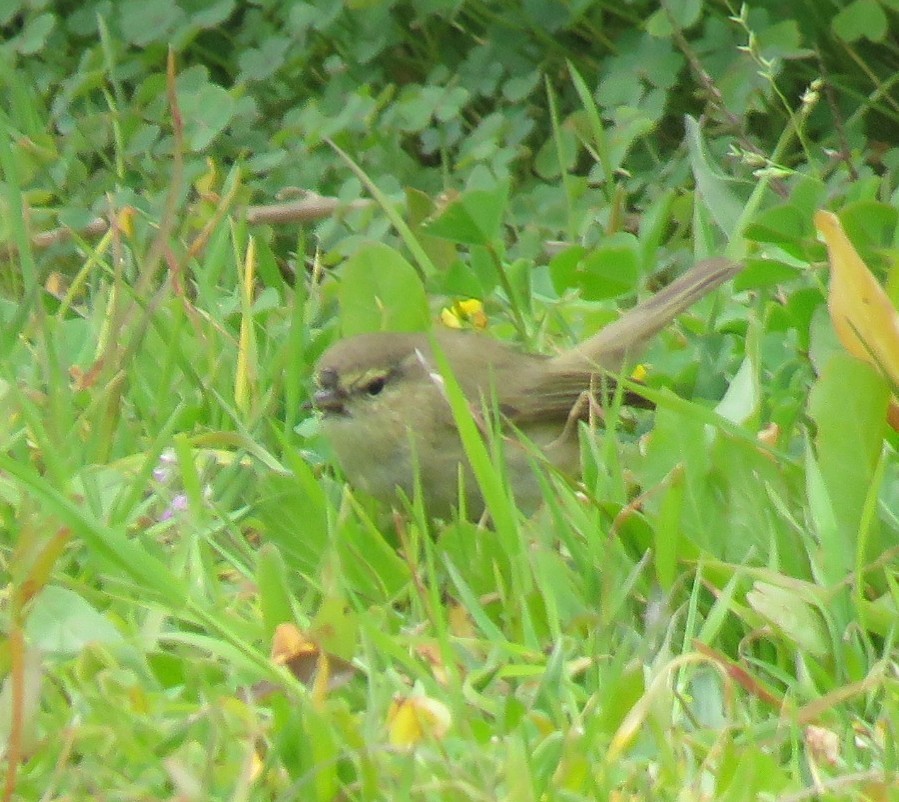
[814,210,899,389]
[45,271,69,298]
[116,205,135,238]
[386,694,451,749]
[235,237,257,414]
[194,157,220,198]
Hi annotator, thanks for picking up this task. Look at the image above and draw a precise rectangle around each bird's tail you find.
[549,257,742,373]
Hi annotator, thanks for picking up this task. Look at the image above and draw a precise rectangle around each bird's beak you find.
[312,387,348,415]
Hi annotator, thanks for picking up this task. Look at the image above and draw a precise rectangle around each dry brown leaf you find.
[249,622,356,703]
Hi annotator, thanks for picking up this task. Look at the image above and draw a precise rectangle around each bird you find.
[313,257,741,519]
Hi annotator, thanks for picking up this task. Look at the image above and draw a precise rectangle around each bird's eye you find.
[363,376,387,396]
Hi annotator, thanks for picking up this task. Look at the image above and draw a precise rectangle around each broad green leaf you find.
[757,20,810,61]
[732,258,803,291]
[256,544,296,639]
[646,0,701,35]
[406,187,458,272]
[238,36,291,82]
[577,233,640,300]
[119,0,184,46]
[26,585,124,655]
[744,204,812,246]
[807,352,888,557]
[832,0,887,42]
[179,83,236,151]
[548,245,587,293]
[423,181,509,246]
[838,200,899,251]
[685,115,744,238]
[549,234,640,299]
[746,581,829,657]
[714,357,758,425]
[16,11,55,55]
[338,242,430,335]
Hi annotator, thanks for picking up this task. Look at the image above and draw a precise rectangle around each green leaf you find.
[179,83,236,151]
[256,544,296,639]
[338,242,430,335]
[192,0,236,28]
[549,234,640,300]
[26,586,124,656]
[119,0,184,46]
[746,582,829,657]
[503,71,540,102]
[406,187,458,272]
[807,353,889,561]
[838,199,899,251]
[744,203,813,245]
[732,258,803,291]
[578,235,640,300]
[654,473,684,590]
[757,20,810,61]
[16,11,55,55]
[238,36,291,82]
[548,245,586,293]
[645,0,701,35]
[685,115,744,238]
[256,466,330,578]
[534,124,578,179]
[423,181,510,246]
[832,0,887,42]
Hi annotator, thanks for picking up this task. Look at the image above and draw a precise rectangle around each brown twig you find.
[244,193,373,225]
[32,216,109,250]
[0,194,374,261]
[816,50,858,181]
[664,3,790,198]
[1,628,23,802]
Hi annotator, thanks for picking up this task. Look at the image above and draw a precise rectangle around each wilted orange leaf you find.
[415,643,450,686]
[756,421,780,447]
[248,622,356,703]
[45,271,70,298]
[386,694,452,749]
[814,210,899,389]
[271,622,308,664]
[888,400,899,432]
[805,724,840,766]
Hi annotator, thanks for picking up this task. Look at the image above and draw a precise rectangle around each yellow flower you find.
[440,299,487,330]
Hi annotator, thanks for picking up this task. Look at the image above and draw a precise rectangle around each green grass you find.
[3,187,897,798]
[3,2,899,799]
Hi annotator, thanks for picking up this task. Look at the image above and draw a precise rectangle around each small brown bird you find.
[314,257,740,518]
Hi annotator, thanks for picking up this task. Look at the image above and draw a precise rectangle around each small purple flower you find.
[153,448,178,484]
[160,493,189,521]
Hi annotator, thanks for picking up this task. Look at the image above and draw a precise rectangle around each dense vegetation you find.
[2,0,898,798]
